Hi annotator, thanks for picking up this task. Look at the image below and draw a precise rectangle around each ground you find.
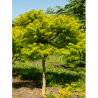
[12,73,59,98]
[12,61,82,98]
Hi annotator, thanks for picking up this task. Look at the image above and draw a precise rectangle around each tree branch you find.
[46,32,60,45]
[12,55,20,64]
[12,49,21,64]
[12,48,21,54]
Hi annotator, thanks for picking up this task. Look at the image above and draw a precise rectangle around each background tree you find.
[64,0,86,30]
[45,0,86,30]
[12,9,84,94]
[45,6,64,16]
[45,7,56,15]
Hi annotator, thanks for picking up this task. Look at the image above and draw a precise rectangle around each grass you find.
[34,55,65,65]
[12,55,85,98]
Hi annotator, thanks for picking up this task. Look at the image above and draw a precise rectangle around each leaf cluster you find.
[63,38,86,69]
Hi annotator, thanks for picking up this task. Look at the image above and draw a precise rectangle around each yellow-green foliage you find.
[12,9,85,62]
[71,82,77,87]
[63,38,86,68]
[55,88,73,98]
[54,82,85,98]
[39,82,85,98]
[16,75,22,81]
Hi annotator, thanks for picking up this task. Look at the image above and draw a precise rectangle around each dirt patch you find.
[12,74,82,98]
[12,78,41,98]
[12,73,59,98]
[29,62,52,66]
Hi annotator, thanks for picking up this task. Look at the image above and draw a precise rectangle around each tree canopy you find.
[12,9,85,94]
[12,9,84,62]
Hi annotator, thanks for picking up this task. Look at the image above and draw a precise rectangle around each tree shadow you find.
[12,80,40,89]
[12,67,42,89]
[46,72,81,86]
[12,65,83,90]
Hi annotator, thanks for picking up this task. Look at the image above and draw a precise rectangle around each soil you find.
[12,62,84,98]
[12,73,59,98]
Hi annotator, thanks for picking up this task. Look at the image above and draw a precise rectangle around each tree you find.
[64,0,86,30]
[64,0,85,18]
[12,9,84,95]
[45,0,86,30]
[45,7,56,15]
[45,6,64,16]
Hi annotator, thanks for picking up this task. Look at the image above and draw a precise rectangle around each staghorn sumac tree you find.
[12,9,84,94]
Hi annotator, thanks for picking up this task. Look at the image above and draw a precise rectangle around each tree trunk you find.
[42,58,46,95]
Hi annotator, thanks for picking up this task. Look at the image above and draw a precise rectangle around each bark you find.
[46,32,60,45]
[12,49,21,64]
[42,54,48,95]
[12,55,20,64]
[42,58,46,95]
